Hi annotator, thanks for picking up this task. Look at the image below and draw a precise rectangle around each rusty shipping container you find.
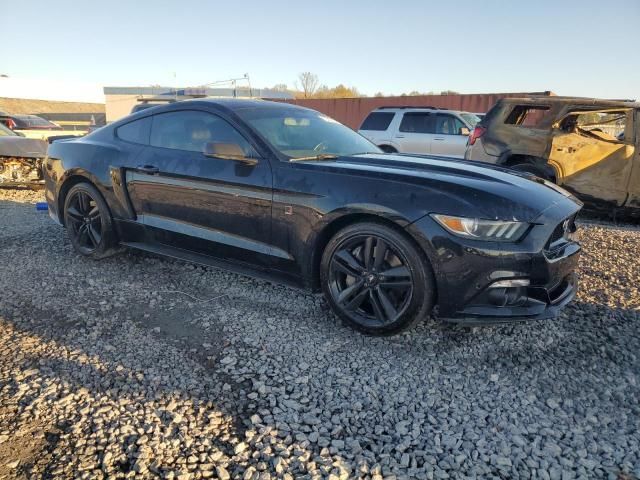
[281,92,553,130]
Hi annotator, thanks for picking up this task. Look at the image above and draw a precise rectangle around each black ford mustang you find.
[44,99,582,335]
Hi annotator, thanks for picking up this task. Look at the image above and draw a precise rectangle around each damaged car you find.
[465,97,640,213]
[0,122,47,187]
[44,99,582,335]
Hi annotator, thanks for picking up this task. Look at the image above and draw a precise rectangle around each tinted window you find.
[434,114,466,135]
[399,112,434,133]
[360,112,394,131]
[150,110,254,155]
[505,105,552,128]
[116,117,151,145]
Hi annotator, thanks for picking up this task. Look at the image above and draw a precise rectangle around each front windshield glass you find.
[0,123,17,137]
[460,113,481,127]
[236,107,381,158]
[18,115,59,128]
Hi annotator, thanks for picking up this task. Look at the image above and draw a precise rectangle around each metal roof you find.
[103,86,293,99]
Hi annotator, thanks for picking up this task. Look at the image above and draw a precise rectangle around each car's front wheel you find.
[63,182,118,259]
[321,222,435,335]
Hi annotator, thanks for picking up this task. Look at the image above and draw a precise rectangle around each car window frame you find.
[398,111,435,134]
[360,111,396,131]
[503,104,553,130]
[115,115,152,146]
[554,108,634,146]
[433,113,467,136]
[148,109,262,160]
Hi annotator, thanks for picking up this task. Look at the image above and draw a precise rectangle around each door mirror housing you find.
[203,142,258,166]
[459,127,470,136]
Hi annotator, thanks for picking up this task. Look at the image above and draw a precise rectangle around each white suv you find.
[358,107,481,158]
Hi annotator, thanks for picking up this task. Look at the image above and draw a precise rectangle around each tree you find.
[296,72,319,99]
[271,83,290,92]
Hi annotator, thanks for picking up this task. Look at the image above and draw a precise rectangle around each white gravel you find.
[0,188,639,479]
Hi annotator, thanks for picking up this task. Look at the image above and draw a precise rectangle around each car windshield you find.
[0,123,17,137]
[16,115,59,128]
[460,113,482,127]
[236,106,381,159]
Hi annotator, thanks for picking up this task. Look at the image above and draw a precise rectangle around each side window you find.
[434,114,466,135]
[360,112,395,131]
[150,110,256,156]
[504,105,552,128]
[559,110,631,143]
[116,117,151,145]
[399,113,434,133]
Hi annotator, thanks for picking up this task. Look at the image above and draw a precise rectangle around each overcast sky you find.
[1,0,639,103]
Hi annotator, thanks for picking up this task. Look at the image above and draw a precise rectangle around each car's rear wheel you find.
[64,182,118,259]
[321,222,435,335]
[511,162,554,182]
[379,145,397,153]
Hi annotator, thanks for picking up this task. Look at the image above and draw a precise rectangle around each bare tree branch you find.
[296,72,319,99]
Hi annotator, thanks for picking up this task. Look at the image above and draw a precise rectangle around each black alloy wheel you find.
[64,183,118,259]
[321,222,434,335]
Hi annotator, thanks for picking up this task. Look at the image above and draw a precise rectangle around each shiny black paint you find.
[44,99,582,323]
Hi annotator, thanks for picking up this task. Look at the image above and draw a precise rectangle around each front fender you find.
[303,204,415,290]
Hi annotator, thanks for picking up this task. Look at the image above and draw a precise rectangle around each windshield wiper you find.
[289,154,339,162]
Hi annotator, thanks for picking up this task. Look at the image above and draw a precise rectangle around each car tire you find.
[63,182,119,259]
[379,145,397,153]
[320,222,435,335]
[511,162,554,182]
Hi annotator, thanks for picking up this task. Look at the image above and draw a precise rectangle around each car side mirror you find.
[203,142,258,166]
[459,127,470,136]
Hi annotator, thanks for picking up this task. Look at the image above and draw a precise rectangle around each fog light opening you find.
[489,278,530,288]
[487,283,529,307]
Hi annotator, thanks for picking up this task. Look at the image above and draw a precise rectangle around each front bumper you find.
[406,204,581,325]
[440,273,578,325]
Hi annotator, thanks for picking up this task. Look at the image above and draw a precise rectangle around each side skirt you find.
[120,241,308,292]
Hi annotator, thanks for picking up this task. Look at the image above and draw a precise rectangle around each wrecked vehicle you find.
[0,112,84,141]
[465,97,640,212]
[0,122,47,187]
[44,99,582,335]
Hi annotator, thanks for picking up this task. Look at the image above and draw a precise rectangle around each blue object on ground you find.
[36,202,48,211]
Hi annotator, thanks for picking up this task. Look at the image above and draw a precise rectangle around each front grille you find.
[545,214,577,250]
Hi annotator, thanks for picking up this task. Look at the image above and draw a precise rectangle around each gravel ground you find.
[0,188,639,480]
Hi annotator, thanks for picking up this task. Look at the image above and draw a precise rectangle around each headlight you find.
[430,214,529,242]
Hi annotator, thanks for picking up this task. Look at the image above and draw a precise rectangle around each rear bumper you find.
[464,139,499,163]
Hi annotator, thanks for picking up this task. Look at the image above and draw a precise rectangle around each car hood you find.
[320,153,582,222]
[0,136,48,158]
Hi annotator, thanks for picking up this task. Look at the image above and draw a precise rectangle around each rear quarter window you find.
[360,112,395,131]
[116,117,151,145]
[504,105,552,128]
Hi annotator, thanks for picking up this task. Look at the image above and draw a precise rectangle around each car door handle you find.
[433,137,445,141]
[395,135,405,138]
[136,165,159,174]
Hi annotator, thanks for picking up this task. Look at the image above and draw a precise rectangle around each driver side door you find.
[124,109,276,267]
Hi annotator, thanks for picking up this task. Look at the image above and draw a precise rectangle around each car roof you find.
[181,97,310,112]
[499,96,640,109]
[372,106,452,111]
[369,107,474,114]
[110,98,318,129]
